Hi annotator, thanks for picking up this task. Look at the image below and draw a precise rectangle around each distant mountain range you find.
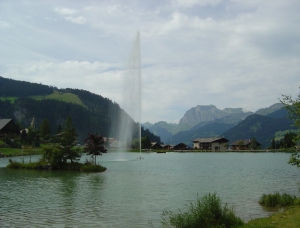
[143,103,295,148]
[0,76,294,148]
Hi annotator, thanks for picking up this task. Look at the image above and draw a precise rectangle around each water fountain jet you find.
[112,31,142,158]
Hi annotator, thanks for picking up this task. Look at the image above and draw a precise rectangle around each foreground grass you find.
[240,205,300,228]
[161,193,244,228]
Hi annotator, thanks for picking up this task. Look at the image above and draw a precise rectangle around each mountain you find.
[146,105,253,144]
[0,76,161,144]
[255,103,283,116]
[178,105,253,128]
[222,113,296,148]
[167,122,235,147]
[148,104,293,148]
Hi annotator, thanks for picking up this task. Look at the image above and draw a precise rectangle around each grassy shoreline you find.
[240,205,300,228]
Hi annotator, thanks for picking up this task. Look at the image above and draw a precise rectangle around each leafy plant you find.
[259,193,297,207]
[161,193,244,228]
[84,133,107,165]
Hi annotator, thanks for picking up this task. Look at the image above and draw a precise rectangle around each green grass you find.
[0,91,86,107]
[31,90,86,107]
[274,130,299,141]
[240,205,300,228]
[0,147,43,157]
[160,193,244,228]
[0,96,18,103]
[259,193,298,207]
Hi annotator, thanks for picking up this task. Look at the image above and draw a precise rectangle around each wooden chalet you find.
[230,139,261,150]
[192,137,229,151]
[151,142,162,150]
[161,144,172,150]
[173,143,188,150]
[0,119,19,137]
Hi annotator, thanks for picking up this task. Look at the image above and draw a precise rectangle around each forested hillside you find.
[0,76,161,144]
[0,76,54,96]
[166,122,235,147]
[222,114,296,148]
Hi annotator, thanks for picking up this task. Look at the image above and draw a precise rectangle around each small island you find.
[6,116,107,172]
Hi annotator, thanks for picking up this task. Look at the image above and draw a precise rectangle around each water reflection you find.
[0,152,299,227]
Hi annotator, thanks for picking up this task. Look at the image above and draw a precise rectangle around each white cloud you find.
[0,21,11,28]
[172,0,223,8]
[1,0,299,123]
[65,16,86,24]
[54,7,78,15]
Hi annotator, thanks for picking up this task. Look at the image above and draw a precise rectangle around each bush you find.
[81,164,106,172]
[259,193,297,207]
[161,193,244,228]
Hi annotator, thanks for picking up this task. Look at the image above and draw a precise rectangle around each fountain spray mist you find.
[115,31,141,155]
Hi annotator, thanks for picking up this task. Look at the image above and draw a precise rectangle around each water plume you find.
[113,31,141,155]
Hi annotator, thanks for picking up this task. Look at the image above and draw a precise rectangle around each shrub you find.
[6,159,22,168]
[259,193,297,207]
[161,193,244,228]
[81,164,106,172]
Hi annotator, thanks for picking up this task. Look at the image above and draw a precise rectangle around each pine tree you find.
[40,118,51,139]
[59,116,80,163]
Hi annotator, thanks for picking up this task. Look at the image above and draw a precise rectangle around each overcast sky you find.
[1,0,299,124]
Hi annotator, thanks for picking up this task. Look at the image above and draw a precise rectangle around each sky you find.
[0,0,299,124]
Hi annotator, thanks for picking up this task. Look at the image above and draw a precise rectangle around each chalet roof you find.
[0,119,19,135]
[192,137,229,143]
[230,139,261,146]
[0,119,11,130]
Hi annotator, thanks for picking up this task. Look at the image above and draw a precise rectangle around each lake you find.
[0,152,299,227]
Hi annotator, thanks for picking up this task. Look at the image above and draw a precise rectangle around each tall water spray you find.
[115,32,141,155]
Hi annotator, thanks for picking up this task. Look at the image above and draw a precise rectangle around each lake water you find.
[0,152,299,227]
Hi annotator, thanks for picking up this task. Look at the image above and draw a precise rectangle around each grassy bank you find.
[0,145,83,157]
[159,192,300,228]
[240,205,300,228]
[0,147,43,157]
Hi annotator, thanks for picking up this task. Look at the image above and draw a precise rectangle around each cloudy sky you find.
[1,0,299,124]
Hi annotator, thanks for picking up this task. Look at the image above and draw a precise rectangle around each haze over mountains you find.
[142,103,295,148]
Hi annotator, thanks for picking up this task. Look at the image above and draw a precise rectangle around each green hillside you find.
[0,76,161,144]
[32,90,86,107]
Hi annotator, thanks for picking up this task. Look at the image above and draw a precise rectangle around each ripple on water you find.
[0,152,299,227]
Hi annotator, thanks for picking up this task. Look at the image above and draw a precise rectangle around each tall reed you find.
[259,192,297,207]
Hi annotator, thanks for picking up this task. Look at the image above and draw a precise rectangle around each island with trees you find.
[7,116,108,172]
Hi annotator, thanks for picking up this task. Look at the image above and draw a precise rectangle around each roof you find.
[192,137,229,143]
[0,119,11,130]
[0,119,19,134]
[231,139,261,146]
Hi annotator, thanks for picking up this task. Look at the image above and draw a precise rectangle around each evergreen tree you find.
[40,118,51,139]
[249,137,260,150]
[59,116,80,163]
[141,136,151,149]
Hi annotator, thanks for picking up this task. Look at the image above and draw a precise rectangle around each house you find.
[151,142,162,150]
[230,139,261,150]
[192,137,229,151]
[173,142,188,150]
[0,119,19,137]
[161,144,172,150]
